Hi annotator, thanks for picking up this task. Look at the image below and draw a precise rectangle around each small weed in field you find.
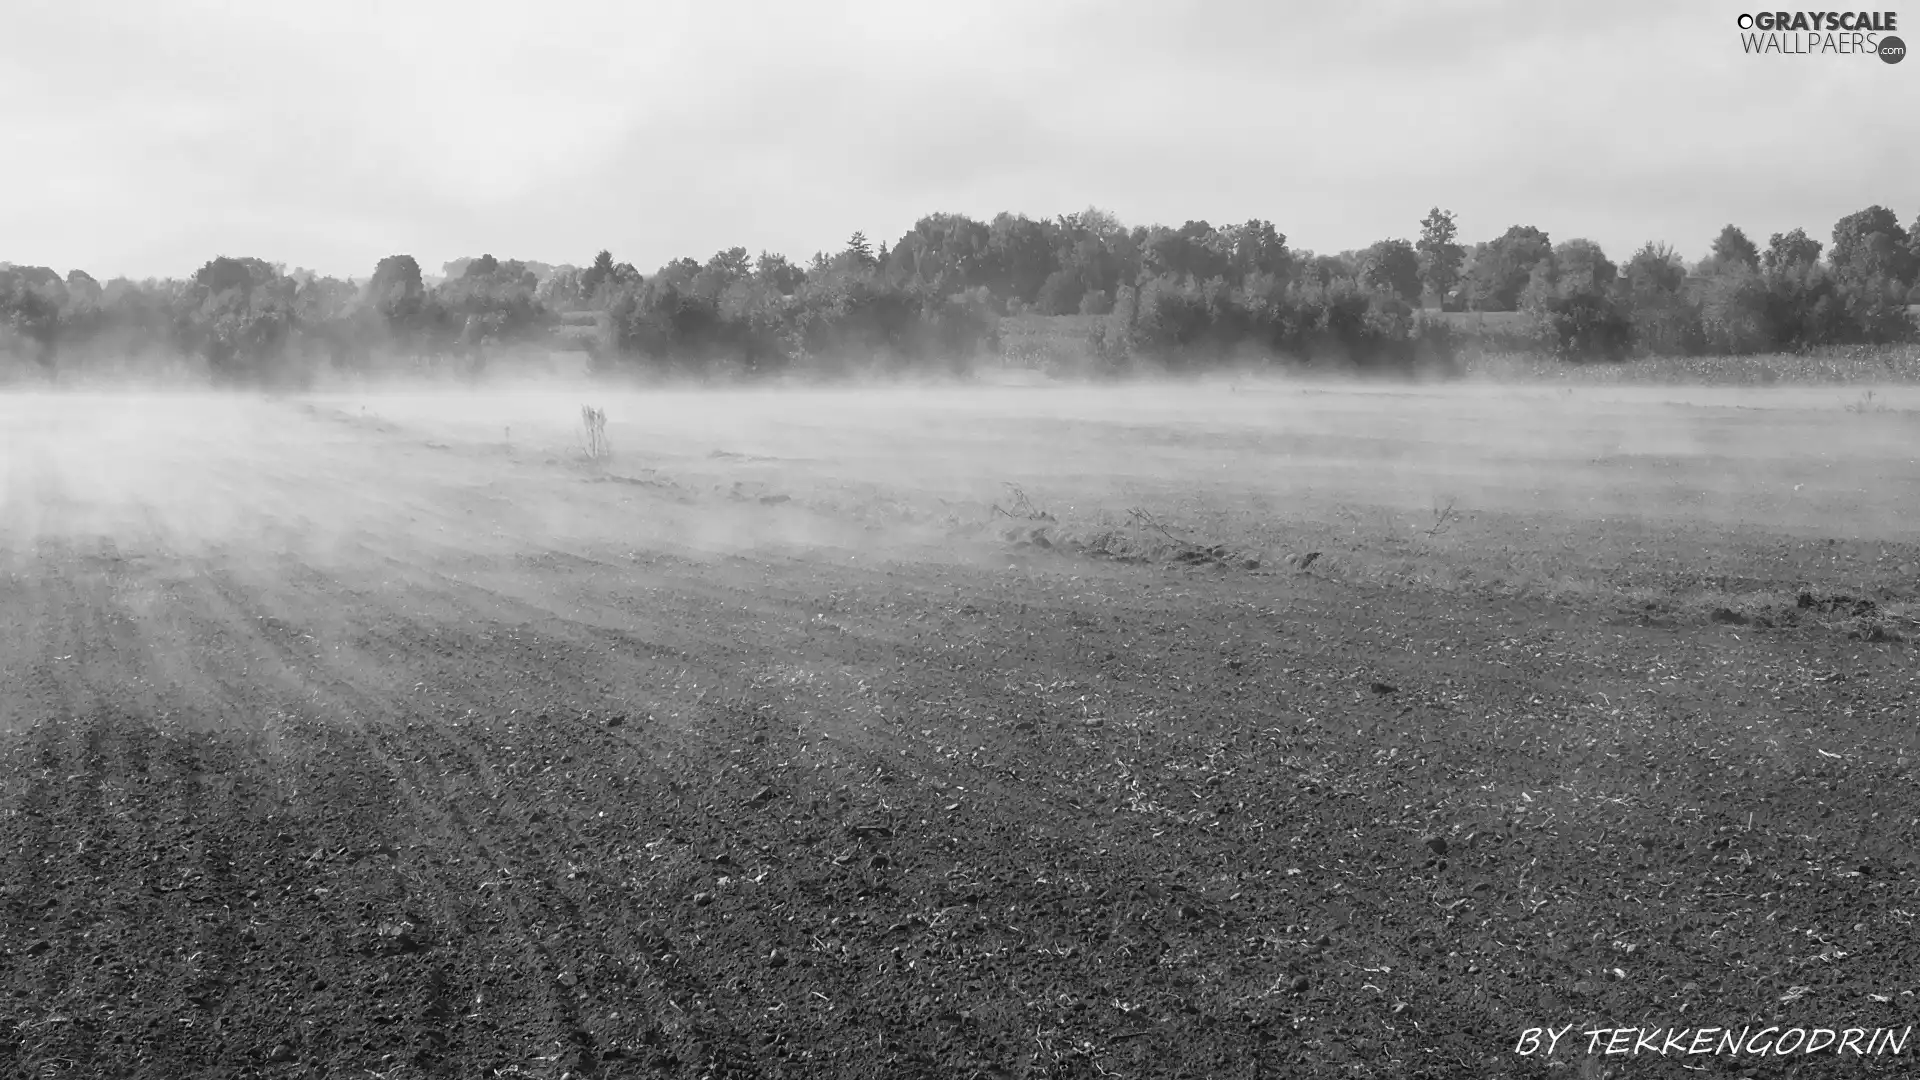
[993,483,1054,522]
[1426,498,1461,538]
[1126,506,1185,545]
[1335,503,1407,546]
[1844,389,1891,414]
[580,405,611,462]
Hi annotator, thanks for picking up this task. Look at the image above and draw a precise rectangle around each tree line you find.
[2,204,1915,383]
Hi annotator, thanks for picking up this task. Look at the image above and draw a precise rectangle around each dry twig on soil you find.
[992,483,1055,521]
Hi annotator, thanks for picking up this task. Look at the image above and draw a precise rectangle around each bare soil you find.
[2,386,1917,1079]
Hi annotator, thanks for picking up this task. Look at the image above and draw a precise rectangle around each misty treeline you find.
[1464,208,1920,363]
[2,205,1916,384]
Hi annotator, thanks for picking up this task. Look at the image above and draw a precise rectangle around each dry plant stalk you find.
[580,406,610,462]
[992,483,1055,521]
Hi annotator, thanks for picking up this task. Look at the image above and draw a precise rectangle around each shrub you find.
[1527,290,1633,363]
[1693,266,1771,355]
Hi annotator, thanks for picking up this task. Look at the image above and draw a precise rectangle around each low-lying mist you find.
[3,375,1916,583]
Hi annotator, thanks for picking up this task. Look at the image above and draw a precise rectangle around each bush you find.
[1694,267,1771,355]
[1130,277,1213,360]
[1526,290,1632,363]
[1408,311,1463,375]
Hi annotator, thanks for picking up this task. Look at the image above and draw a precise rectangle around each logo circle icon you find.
[1882,35,1907,63]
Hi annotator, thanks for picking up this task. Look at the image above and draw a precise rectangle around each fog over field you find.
[6,381,1916,569]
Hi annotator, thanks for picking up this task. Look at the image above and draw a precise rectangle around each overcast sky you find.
[2,0,1913,280]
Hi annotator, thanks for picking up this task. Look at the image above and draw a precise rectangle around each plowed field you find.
[2,382,1917,1078]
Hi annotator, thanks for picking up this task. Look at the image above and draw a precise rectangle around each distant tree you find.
[887,213,991,295]
[0,266,63,366]
[1622,242,1687,295]
[1225,219,1291,283]
[430,253,550,361]
[64,269,102,306]
[844,232,876,270]
[1450,248,1478,308]
[1035,269,1086,315]
[984,213,1055,306]
[651,258,701,291]
[579,250,618,300]
[1518,257,1557,312]
[290,273,363,369]
[1294,251,1358,287]
[1527,289,1633,363]
[1415,207,1466,307]
[1360,238,1422,305]
[1760,259,1866,348]
[366,255,425,320]
[1828,205,1916,288]
[1464,226,1551,311]
[754,252,806,295]
[54,269,105,344]
[1909,211,1920,284]
[1761,228,1823,274]
[6,265,64,294]
[693,247,754,299]
[1139,221,1232,284]
[1136,226,1178,281]
[496,260,536,289]
[193,256,279,296]
[187,257,298,382]
[1694,262,1772,354]
[1050,227,1124,309]
[1069,206,1126,244]
[710,247,752,279]
[359,255,427,356]
[1709,224,1760,270]
[1620,241,1697,356]
[537,267,585,310]
[1551,239,1616,294]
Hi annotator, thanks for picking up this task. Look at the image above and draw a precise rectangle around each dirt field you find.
[2,379,1918,1078]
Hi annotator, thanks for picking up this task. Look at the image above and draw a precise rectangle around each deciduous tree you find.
[1551,239,1616,294]
[1360,239,1422,305]
[1761,228,1822,274]
[1828,205,1915,288]
[1416,208,1466,307]
[1710,224,1760,270]
[1464,225,1550,311]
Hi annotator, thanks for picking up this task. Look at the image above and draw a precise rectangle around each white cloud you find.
[0,0,1911,279]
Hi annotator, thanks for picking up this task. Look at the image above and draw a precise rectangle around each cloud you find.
[0,0,1911,279]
